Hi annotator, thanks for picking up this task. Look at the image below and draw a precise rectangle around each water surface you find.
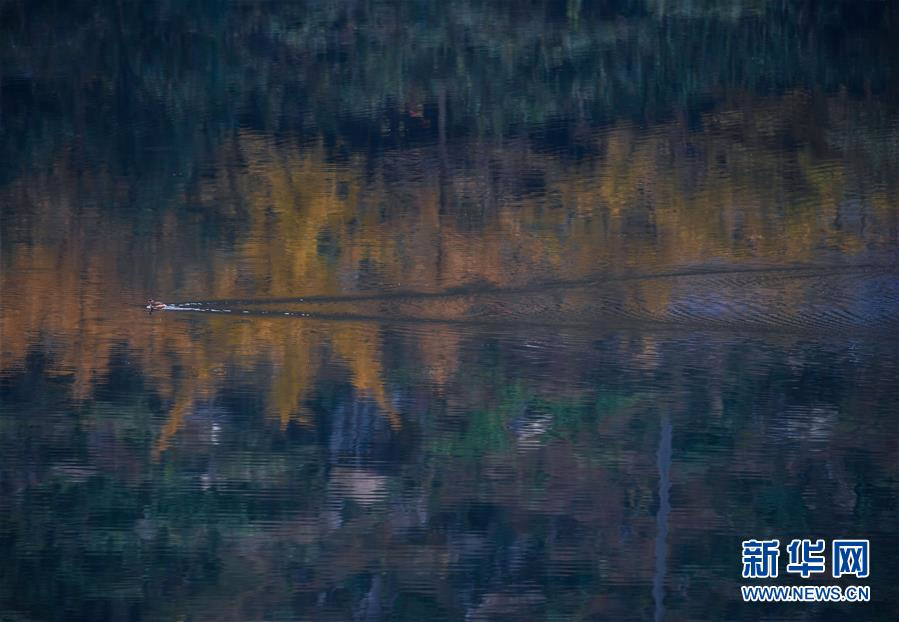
[2,1,899,620]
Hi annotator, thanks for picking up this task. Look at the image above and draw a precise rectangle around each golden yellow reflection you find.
[2,93,895,454]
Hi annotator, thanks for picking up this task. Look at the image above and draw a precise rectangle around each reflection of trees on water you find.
[3,94,897,429]
[2,322,897,619]
[3,0,897,185]
[2,1,899,618]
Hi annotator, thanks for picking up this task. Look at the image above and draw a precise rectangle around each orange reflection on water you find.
[2,93,896,455]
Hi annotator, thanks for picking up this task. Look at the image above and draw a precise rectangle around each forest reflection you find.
[2,1,899,617]
[3,93,898,618]
[3,92,897,435]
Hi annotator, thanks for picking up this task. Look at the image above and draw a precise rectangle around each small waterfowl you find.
[147,299,166,312]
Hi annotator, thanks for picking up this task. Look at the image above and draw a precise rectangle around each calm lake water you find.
[2,1,899,620]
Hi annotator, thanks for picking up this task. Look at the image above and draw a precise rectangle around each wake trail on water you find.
[157,263,899,335]
[172,263,895,307]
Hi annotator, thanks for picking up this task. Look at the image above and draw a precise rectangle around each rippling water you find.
[2,1,899,620]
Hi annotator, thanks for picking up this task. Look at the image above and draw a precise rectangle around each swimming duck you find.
[147,299,166,312]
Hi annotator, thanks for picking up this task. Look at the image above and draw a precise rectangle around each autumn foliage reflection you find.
[2,94,898,453]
